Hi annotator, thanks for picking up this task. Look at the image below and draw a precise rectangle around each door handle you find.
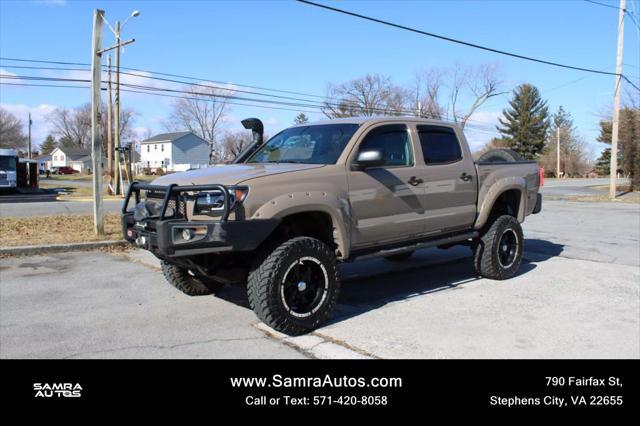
[408,176,423,186]
[460,172,473,182]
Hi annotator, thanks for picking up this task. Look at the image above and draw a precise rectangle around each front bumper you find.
[121,214,280,257]
[121,181,279,257]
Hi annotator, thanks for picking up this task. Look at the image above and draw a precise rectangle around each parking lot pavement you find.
[1,200,638,359]
[0,251,305,359]
[318,200,639,358]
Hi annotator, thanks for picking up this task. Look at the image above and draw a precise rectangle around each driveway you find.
[1,200,638,359]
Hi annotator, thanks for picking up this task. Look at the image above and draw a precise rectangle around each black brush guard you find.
[121,182,279,258]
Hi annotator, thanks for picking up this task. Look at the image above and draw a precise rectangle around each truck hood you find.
[151,163,325,186]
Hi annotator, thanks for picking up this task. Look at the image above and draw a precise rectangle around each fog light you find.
[182,228,193,241]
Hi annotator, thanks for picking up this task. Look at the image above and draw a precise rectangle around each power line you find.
[296,0,635,80]
[0,71,501,128]
[583,0,623,11]
[0,77,500,135]
[0,56,329,100]
[0,81,322,115]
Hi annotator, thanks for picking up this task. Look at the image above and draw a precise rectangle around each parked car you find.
[122,117,542,335]
[53,166,78,175]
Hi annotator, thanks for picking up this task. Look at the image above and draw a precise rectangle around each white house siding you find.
[140,142,172,169]
[50,148,66,168]
[139,134,209,172]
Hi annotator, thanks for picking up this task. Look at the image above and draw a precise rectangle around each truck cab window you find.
[358,124,412,167]
[417,125,462,164]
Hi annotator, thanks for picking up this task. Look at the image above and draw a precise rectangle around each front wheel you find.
[473,215,523,280]
[247,237,341,336]
[161,261,225,296]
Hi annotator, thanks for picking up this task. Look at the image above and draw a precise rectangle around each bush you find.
[155,167,165,176]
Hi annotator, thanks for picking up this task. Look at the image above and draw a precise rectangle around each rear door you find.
[347,123,426,247]
[415,125,477,233]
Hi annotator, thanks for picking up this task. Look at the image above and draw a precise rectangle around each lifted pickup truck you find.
[122,117,542,335]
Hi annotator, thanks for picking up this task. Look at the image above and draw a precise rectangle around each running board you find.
[349,231,478,262]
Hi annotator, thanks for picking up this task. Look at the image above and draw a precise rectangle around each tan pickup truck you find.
[122,117,542,335]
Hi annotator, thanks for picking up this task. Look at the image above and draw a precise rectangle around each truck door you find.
[415,125,477,233]
[347,124,426,247]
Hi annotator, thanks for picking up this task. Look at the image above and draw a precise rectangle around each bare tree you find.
[48,104,91,148]
[0,107,27,150]
[410,68,446,119]
[163,84,232,164]
[48,102,136,150]
[411,63,502,128]
[322,74,406,118]
[220,131,252,162]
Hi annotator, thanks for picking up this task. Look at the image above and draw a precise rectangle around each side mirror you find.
[353,149,385,171]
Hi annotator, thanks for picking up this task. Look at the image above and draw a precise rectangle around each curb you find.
[55,196,123,202]
[0,240,129,257]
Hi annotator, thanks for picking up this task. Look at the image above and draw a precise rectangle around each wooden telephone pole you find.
[556,126,560,179]
[90,9,105,235]
[27,112,32,159]
[107,55,114,195]
[609,0,625,199]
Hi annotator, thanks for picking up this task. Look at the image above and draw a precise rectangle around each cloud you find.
[0,103,58,148]
[34,0,67,5]
[0,68,23,84]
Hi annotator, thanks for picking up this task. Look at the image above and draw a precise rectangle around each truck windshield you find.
[247,123,359,164]
[0,157,17,172]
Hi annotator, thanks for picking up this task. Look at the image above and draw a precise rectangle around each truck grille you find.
[146,193,187,218]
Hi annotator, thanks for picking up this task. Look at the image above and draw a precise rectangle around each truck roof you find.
[291,116,462,129]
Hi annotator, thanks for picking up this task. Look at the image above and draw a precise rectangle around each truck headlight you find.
[193,186,248,216]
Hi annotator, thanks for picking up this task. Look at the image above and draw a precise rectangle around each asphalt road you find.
[0,199,123,217]
[542,177,630,197]
[1,199,638,359]
[0,177,630,217]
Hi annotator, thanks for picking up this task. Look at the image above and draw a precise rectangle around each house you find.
[50,147,92,173]
[34,154,52,173]
[139,132,209,172]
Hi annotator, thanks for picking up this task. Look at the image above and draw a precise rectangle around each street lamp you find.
[123,10,141,28]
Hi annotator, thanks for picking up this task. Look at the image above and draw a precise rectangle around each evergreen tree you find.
[294,113,309,125]
[597,106,639,190]
[40,134,57,154]
[595,148,611,176]
[58,135,77,150]
[496,84,549,160]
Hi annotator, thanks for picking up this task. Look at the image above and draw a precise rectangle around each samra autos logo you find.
[33,383,83,398]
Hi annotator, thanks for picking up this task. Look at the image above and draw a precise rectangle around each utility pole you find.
[556,126,561,179]
[610,0,625,199]
[107,55,113,195]
[91,9,105,235]
[114,20,121,196]
[27,112,32,159]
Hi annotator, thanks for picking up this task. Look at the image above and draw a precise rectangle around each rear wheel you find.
[161,261,224,296]
[247,236,340,336]
[473,215,523,280]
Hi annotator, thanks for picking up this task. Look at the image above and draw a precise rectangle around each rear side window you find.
[358,124,412,167]
[417,125,462,164]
